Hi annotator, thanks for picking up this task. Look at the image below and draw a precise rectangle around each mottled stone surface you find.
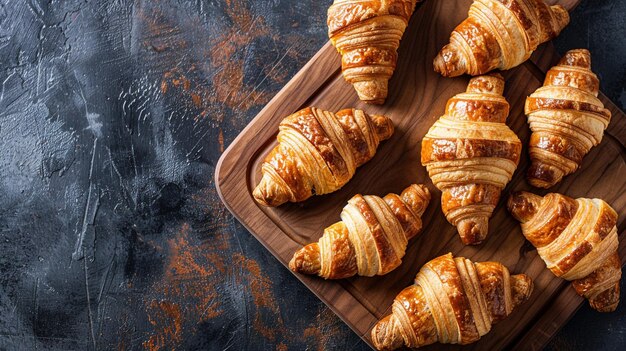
[0,0,623,350]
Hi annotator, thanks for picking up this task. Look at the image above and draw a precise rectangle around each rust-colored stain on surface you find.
[190,92,202,108]
[165,223,225,318]
[143,221,227,350]
[143,300,183,351]
[218,128,225,153]
[161,71,191,93]
[147,0,276,128]
[303,308,345,351]
[208,0,271,111]
[235,253,284,342]
[114,0,354,349]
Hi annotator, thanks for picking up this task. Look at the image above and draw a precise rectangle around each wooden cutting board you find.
[215,0,626,349]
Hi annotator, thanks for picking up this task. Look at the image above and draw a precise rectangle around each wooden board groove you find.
[216,0,626,350]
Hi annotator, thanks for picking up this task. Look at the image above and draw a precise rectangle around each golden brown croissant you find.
[289,184,430,279]
[434,0,569,77]
[328,0,420,104]
[508,191,621,312]
[525,49,612,188]
[421,74,521,245]
[371,253,533,350]
[253,107,394,207]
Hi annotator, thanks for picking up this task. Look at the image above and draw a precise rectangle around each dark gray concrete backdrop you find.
[0,0,624,350]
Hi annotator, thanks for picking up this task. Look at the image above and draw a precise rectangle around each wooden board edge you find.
[602,98,626,150]
[214,6,625,349]
[214,40,381,348]
[214,166,381,347]
[215,40,338,187]
[496,43,626,351]
[509,236,626,351]
[214,189,381,351]
[214,182,379,346]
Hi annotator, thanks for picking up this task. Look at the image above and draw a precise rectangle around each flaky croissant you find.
[290,184,430,279]
[508,191,621,312]
[371,253,533,350]
[434,0,569,77]
[525,49,612,188]
[253,107,393,207]
[328,0,420,104]
[421,74,521,245]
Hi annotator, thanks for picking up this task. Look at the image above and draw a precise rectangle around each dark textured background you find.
[0,0,624,350]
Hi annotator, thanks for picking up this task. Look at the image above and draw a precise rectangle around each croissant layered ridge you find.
[421,74,521,245]
[525,49,612,188]
[371,253,533,350]
[289,184,431,279]
[434,0,569,77]
[508,191,621,312]
[328,0,421,104]
[253,107,394,207]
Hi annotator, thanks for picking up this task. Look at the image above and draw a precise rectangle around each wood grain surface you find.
[216,0,626,350]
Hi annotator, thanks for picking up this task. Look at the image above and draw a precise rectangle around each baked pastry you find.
[371,253,533,350]
[525,49,612,188]
[508,191,621,312]
[421,73,521,245]
[253,107,393,207]
[434,0,569,77]
[328,0,420,104]
[290,184,430,279]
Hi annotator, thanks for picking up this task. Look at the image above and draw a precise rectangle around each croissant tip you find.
[528,177,552,189]
[589,297,620,313]
[400,184,431,220]
[527,161,561,189]
[371,315,403,351]
[289,249,307,275]
[551,4,571,30]
[404,183,429,196]
[527,178,554,189]
[288,255,298,272]
[456,217,489,245]
[567,48,591,56]
[510,273,534,309]
[463,238,484,246]
[413,183,431,199]
[467,74,505,95]
[252,188,285,207]
[433,46,465,77]
[353,80,389,105]
[370,114,394,141]
[252,186,272,207]
[527,175,557,188]
[253,175,292,207]
[507,191,541,223]
[559,48,592,70]
[577,254,621,312]
[289,244,322,276]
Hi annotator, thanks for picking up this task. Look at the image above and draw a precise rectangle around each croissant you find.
[289,184,430,279]
[328,0,420,104]
[421,74,521,245]
[433,0,569,77]
[253,107,393,207]
[371,253,533,350]
[508,191,621,312]
[525,49,612,188]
